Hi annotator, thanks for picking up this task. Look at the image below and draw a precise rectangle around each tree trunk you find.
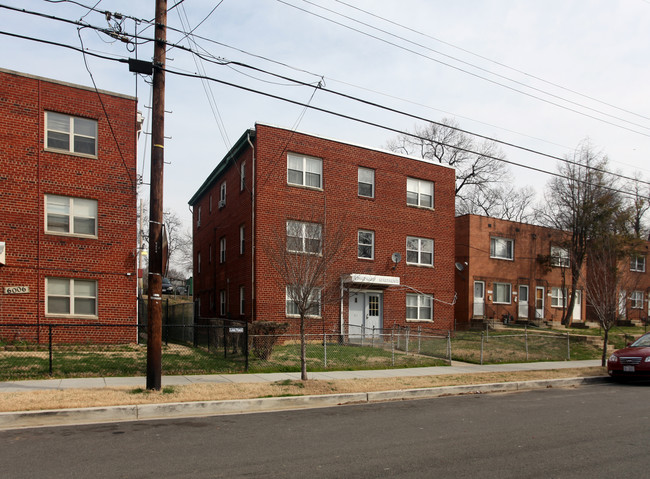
[300,314,308,380]
[601,329,609,367]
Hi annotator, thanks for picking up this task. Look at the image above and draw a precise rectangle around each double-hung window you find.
[45,112,97,156]
[45,195,97,237]
[219,182,226,208]
[490,237,514,260]
[631,291,644,309]
[406,178,434,208]
[287,220,322,254]
[631,256,646,272]
[220,290,226,316]
[406,294,433,321]
[550,246,570,268]
[551,287,567,308]
[287,153,322,188]
[286,286,321,317]
[239,225,245,255]
[493,282,512,304]
[358,230,374,259]
[406,236,433,266]
[46,277,97,317]
[220,237,226,263]
[240,161,246,191]
[358,167,375,198]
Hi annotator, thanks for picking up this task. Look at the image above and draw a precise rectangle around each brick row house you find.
[0,69,138,343]
[454,214,588,328]
[595,240,650,325]
[189,123,456,336]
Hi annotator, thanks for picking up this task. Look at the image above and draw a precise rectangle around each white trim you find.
[342,274,400,286]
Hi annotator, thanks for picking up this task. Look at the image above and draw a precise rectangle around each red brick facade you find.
[455,214,588,328]
[190,124,456,335]
[0,69,138,343]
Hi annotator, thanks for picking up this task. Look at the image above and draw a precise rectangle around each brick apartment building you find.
[189,123,456,336]
[0,68,138,343]
[454,214,587,328]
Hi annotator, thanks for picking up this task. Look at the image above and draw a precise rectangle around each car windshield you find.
[631,334,650,347]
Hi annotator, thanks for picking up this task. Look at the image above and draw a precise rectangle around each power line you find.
[161,66,644,199]
[3,15,648,189]
[332,0,650,124]
[276,0,650,137]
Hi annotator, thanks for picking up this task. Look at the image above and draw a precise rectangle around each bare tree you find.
[139,206,192,276]
[585,233,644,365]
[457,182,536,222]
[386,118,525,215]
[626,172,650,239]
[264,215,349,380]
[539,140,623,326]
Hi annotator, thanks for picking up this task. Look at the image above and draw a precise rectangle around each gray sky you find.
[3,0,650,232]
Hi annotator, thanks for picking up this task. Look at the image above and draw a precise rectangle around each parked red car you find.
[607,332,650,378]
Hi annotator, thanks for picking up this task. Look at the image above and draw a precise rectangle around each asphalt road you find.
[1,382,648,478]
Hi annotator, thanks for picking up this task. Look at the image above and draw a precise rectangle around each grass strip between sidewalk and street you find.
[0,367,606,413]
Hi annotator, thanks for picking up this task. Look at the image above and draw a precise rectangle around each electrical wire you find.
[277,0,650,136]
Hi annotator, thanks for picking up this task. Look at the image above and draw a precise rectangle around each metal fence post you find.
[324,333,327,369]
[480,331,484,365]
[48,324,53,376]
[567,332,570,360]
[391,329,395,366]
[447,331,451,363]
[418,326,421,354]
[371,326,375,348]
[525,328,529,361]
[244,321,249,372]
[405,327,410,354]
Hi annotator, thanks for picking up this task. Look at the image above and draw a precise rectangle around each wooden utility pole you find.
[146,0,167,390]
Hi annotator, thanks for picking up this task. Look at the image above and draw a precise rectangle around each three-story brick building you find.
[189,123,456,336]
[0,69,138,343]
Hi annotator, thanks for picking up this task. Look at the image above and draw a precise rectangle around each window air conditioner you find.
[218,199,226,209]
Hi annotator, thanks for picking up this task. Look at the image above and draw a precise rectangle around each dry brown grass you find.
[0,367,606,413]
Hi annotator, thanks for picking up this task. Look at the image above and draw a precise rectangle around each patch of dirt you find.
[0,367,606,413]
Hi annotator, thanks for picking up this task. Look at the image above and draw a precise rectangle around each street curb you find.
[0,376,609,430]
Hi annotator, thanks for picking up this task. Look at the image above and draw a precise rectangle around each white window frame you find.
[287,153,323,189]
[358,167,375,198]
[406,294,433,322]
[219,290,226,316]
[45,277,97,317]
[631,255,646,272]
[45,195,98,238]
[240,286,245,315]
[197,251,201,274]
[197,206,202,227]
[493,282,512,304]
[45,111,97,157]
[219,182,227,207]
[550,245,570,268]
[287,220,322,254]
[286,286,321,317]
[631,291,644,309]
[490,237,514,260]
[551,287,567,308]
[239,225,245,255]
[220,237,226,263]
[406,236,434,266]
[406,177,434,208]
[209,194,212,213]
[240,161,246,191]
[358,230,375,260]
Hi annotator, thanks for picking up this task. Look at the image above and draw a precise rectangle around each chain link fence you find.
[451,329,600,364]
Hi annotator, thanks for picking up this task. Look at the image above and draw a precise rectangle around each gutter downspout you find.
[37,79,42,343]
[246,132,256,322]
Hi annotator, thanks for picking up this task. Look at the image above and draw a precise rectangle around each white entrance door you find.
[473,281,485,317]
[518,285,529,319]
[348,292,364,337]
[365,293,382,335]
[573,290,582,322]
[535,287,545,319]
[348,292,382,337]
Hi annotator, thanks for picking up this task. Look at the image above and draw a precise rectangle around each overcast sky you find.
[3,0,649,231]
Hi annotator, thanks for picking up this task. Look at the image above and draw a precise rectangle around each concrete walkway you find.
[0,359,603,393]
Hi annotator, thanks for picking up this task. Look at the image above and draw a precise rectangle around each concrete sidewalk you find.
[0,359,606,430]
[0,359,603,393]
